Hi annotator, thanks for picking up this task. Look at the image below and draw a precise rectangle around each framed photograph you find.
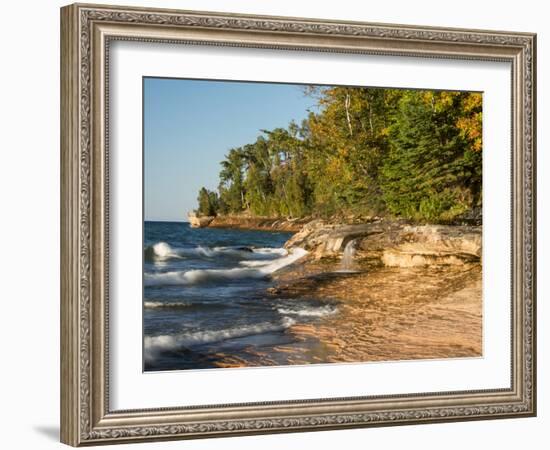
[60,3,536,446]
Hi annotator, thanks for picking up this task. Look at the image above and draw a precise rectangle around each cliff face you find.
[285,219,481,268]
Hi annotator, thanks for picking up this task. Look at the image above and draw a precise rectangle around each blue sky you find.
[144,78,318,222]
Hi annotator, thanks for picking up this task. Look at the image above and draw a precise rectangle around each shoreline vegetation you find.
[184,85,483,365]
[192,87,482,225]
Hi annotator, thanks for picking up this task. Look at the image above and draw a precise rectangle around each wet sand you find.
[207,260,482,368]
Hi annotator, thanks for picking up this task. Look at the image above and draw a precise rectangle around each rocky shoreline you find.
[265,262,482,364]
[188,213,311,232]
[185,215,482,366]
[272,219,482,363]
[285,219,481,266]
[189,213,482,271]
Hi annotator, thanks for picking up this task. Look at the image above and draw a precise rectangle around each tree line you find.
[196,86,482,223]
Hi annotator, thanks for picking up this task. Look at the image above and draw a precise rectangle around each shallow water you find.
[143,221,338,371]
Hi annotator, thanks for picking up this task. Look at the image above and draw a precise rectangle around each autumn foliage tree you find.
[196,86,482,223]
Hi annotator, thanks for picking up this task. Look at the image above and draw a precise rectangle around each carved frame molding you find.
[60,3,536,446]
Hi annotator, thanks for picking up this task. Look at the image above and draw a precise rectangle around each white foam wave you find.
[148,242,181,260]
[277,304,338,317]
[200,246,287,259]
[144,317,296,362]
[146,242,211,259]
[191,246,215,257]
[146,242,288,261]
[251,248,288,256]
[144,301,189,309]
[239,260,273,267]
[144,247,307,286]
[144,267,259,286]
[256,247,307,273]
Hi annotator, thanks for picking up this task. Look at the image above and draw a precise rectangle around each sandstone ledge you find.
[285,219,481,268]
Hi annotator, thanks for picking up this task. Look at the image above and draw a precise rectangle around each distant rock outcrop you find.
[187,212,214,228]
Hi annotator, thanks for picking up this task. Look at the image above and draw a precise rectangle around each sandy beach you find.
[273,260,481,362]
[204,257,482,368]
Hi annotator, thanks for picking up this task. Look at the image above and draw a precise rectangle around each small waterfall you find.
[340,239,357,272]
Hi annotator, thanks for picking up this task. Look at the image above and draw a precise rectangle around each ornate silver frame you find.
[60,3,536,446]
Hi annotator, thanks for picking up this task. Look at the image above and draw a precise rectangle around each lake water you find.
[143,221,337,371]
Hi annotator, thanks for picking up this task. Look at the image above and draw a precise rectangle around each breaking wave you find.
[277,304,338,317]
[144,242,182,261]
[144,300,190,309]
[144,317,296,362]
[144,300,227,311]
[238,259,273,267]
[144,248,307,286]
[145,242,288,262]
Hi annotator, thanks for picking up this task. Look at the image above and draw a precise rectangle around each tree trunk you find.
[344,92,353,137]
